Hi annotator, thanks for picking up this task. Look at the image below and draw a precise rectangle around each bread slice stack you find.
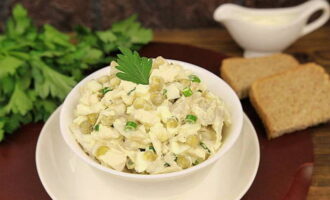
[220,55,330,139]
[221,54,299,99]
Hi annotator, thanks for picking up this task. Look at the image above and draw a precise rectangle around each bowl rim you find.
[59,59,243,180]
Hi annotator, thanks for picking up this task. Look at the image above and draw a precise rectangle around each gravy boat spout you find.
[213,0,330,57]
[213,4,238,24]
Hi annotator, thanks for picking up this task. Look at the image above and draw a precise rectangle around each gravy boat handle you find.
[300,0,330,36]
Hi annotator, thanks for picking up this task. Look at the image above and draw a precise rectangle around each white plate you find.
[36,108,260,200]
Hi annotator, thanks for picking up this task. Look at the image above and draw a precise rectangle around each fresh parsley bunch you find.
[0,4,152,141]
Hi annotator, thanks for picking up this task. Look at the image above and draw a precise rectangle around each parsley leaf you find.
[0,121,5,141]
[127,87,136,96]
[32,58,76,99]
[149,145,156,153]
[33,99,58,122]
[83,48,103,64]
[94,124,100,131]
[0,76,15,95]
[42,24,72,48]
[116,48,152,85]
[4,83,34,115]
[5,4,32,37]
[112,15,152,44]
[99,87,112,95]
[200,142,211,153]
[97,30,117,43]
[0,56,23,78]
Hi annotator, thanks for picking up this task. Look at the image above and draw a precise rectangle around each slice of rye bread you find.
[249,63,330,139]
[220,54,299,99]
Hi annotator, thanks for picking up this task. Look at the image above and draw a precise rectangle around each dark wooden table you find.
[154,27,330,200]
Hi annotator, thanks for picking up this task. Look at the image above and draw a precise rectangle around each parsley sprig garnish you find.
[115,48,152,85]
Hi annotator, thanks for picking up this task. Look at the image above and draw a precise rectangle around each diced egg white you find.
[98,148,127,171]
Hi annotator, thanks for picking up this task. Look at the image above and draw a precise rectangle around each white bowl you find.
[60,59,243,182]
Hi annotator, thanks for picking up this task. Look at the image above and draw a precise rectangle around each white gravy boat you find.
[213,0,330,57]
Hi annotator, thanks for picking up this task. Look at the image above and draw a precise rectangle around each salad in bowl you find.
[60,48,243,180]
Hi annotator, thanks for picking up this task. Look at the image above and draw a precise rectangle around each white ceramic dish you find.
[59,59,244,181]
[213,0,330,57]
[36,108,259,200]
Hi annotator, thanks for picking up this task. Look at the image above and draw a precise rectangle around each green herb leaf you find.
[200,142,211,153]
[149,145,156,153]
[0,121,5,141]
[0,56,23,78]
[125,121,138,131]
[32,58,76,99]
[74,25,98,46]
[0,76,15,95]
[127,87,136,96]
[94,124,100,131]
[112,15,153,44]
[83,48,103,64]
[4,83,33,115]
[2,114,23,133]
[6,4,32,37]
[33,99,58,122]
[96,30,117,43]
[42,24,72,48]
[185,114,197,124]
[116,48,152,85]
[99,87,112,95]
